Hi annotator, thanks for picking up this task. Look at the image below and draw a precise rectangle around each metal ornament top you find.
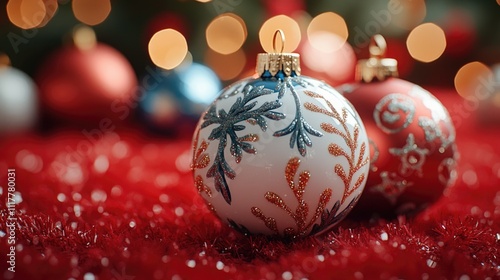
[256,29,301,78]
[355,34,399,83]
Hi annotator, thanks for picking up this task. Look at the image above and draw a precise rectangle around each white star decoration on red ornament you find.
[389,133,429,176]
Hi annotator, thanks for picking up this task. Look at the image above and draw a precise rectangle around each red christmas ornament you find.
[338,35,459,216]
[442,9,476,57]
[37,27,137,125]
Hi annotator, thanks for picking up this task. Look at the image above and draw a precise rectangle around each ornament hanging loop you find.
[256,29,300,77]
[272,29,285,54]
[356,34,398,83]
[369,34,387,59]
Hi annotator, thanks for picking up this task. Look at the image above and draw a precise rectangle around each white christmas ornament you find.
[0,65,38,134]
[191,31,370,238]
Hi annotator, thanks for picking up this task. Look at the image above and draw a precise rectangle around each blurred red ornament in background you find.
[442,9,476,57]
[37,27,137,126]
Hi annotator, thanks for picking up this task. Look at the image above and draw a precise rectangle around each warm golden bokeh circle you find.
[72,0,111,26]
[454,62,492,98]
[407,23,446,63]
[148,29,188,70]
[206,13,247,55]
[7,0,47,29]
[391,0,427,30]
[307,12,348,52]
[38,0,58,28]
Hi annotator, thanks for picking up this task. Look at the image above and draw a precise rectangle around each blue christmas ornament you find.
[139,62,222,135]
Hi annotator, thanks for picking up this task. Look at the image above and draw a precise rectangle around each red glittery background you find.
[1,90,499,280]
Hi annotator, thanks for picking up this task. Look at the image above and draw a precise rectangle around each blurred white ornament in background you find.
[0,61,38,135]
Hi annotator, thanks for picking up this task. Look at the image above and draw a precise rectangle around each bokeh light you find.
[72,0,111,26]
[259,15,301,53]
[196,0,212,3]
[206,13,247,55]
[38,0,58,28]
[302,33,356,85]
[176,63,222,104]
[307,12,348,52]
[205,48,246,81]
[7,0,47,29]
[148,29,188,70]
[454,62,492,98]
[391,0,426,30]
[72,26,97,51]
[0,54,11,67]
[406,23,446,63]
[20,0,46,28]
[179,52,194,68]
[6,0,23,28]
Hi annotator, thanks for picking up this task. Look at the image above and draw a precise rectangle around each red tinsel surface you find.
[1,90,500,280]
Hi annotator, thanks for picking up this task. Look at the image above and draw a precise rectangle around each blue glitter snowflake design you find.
[273,77,323,156]
[201,84,285,204]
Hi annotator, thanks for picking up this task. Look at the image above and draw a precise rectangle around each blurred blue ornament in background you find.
[138,62,222,136]
[0,65,39,135]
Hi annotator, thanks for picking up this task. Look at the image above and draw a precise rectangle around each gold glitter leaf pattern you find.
[207,202,216,213]
[251,157,333,238]
[320,123,348,140]
[192,131,213,198]
[195,175,212,198]
[191,130,210,170]
[329,144,351,160]
[251,207,278,233]
[304,90,369,204]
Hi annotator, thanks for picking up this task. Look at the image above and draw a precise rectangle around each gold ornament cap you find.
[356,34,398,83]
[256,30,301,77]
